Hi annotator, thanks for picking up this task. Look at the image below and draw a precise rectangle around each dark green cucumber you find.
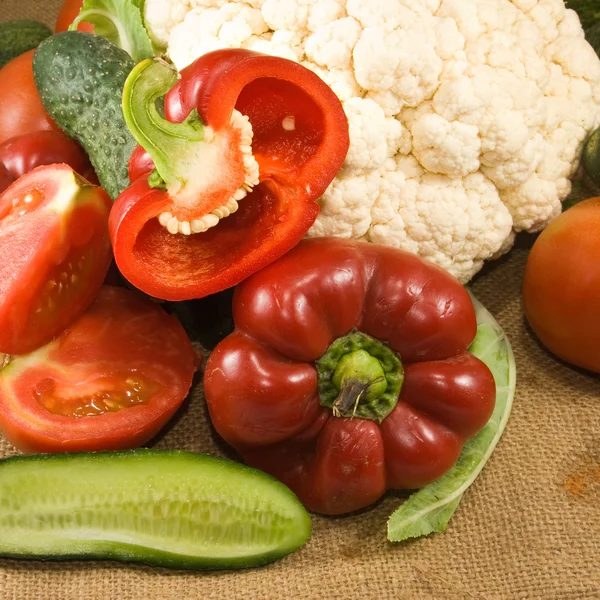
[0,450,312,570]
[583,126,600,189]
[0,20,52,69]
[33,32,137,200]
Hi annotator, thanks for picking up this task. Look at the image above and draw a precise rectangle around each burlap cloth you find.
[1,1,599,598]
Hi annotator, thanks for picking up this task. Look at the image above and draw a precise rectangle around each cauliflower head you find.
[144,0,600,282]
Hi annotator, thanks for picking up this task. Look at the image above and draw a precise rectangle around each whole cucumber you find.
[33,32,137,200]
[0,20,52,69]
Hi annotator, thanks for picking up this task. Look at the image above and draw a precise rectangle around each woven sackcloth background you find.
[1,1,599,598]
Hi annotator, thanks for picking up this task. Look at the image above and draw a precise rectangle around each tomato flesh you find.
[0,165,112,355]
[34,373,158,417]
[0,286,197,453]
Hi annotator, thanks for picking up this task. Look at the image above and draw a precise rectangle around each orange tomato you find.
[55,0,94,33]
[0,50,59,145]
[522,197,600,373]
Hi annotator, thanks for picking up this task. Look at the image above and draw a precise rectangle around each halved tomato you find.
[0,286,197,453]
[0,164,112,355]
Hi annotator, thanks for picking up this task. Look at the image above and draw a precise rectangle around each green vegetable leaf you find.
[387,294,516,542]
[69,0,154,63]
[586,22,600,57]
[562,175,599,211]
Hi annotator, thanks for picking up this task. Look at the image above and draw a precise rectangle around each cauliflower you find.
[144,0,600,282]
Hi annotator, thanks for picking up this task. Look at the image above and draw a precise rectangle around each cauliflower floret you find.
[261,0,346,33]
[144,0,199,48]
[353,26,443,108]
[149,0,600,283]
[301,61,362,100]
[168,4,268,68]
[411,113,481,177]
[305,17,361,69]
[342,98,389,171]
[308,169,381,239]
[368,158,513,282]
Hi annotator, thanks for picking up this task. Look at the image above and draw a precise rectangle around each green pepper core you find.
[316,331,404,422]
[122,58,209,192]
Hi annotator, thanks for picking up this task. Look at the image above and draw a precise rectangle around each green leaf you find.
[563,175,599,211]
[387,294,516,542]
[69,0,154,63]
[586,22,600,57]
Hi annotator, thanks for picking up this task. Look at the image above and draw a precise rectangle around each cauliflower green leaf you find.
[70,0,154,63]
[387,294,516,542]
[565,0,600,31]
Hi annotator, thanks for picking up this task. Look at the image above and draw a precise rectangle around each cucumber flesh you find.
[0,450,312,570]
[0,20,52,69]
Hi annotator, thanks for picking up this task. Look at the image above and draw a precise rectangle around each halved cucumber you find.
[0,450,312,570]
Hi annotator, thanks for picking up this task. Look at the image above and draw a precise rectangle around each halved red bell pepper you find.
[204,238,496,515]
[109,50,349,301]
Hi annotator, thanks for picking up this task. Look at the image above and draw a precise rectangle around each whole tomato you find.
[0,50,59,146]
[523,197,600,373]
[55,0,94,33]
[0,131,96,183]
[0,165,12,194]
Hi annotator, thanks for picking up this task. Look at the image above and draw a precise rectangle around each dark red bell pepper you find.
[204,238,496,515]
[109,49,349,301]
[0,130,96,194]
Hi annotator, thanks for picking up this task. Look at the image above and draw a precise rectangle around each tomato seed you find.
[35,375,159,417]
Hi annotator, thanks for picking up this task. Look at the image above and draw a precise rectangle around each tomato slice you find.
[0,164,112,355]
[0,286,197,453]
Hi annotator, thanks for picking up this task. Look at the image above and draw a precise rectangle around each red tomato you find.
[523,197,600,373]
[55,0,94,33]
[0,130,97,184]
[0,50,59,146]
[0,164,12,194]
[0,286,197,453]
[0,164,112,355]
